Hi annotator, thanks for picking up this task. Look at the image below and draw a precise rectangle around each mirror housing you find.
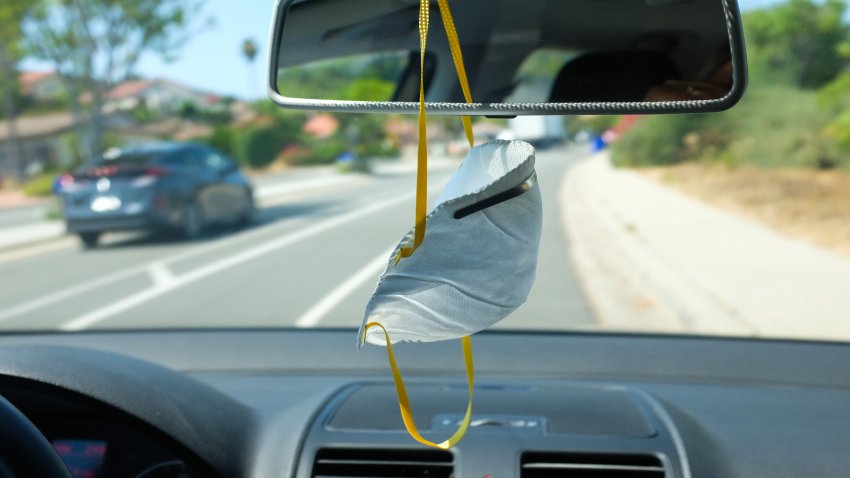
[267,0,747,115]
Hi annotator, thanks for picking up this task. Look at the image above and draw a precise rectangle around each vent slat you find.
[312,448,454,478]
[524,463,665,472]
[521,452,665,478]
[317,459,453,467]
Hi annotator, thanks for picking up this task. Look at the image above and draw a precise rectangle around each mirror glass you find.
[272,0,741,109]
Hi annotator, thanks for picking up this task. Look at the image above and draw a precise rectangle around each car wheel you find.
[78,232,101,248]
[181,203,204,240]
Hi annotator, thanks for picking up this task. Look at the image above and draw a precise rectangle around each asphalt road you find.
[0,145,594,333]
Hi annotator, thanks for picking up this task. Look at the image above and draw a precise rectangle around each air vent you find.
[312,448,454,478]
[521,452,665,478]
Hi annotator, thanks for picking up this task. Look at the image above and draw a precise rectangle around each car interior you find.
[2,0,848,477]
[3,330,850,477]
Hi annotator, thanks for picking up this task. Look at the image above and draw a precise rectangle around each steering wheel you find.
[0,394,74,478]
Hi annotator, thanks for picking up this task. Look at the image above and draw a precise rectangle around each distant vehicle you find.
[59,142,255,247]
[500,116,567,149]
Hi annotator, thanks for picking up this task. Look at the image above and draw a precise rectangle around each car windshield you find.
[0,0,848,343]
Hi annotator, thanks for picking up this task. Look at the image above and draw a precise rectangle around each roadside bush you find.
[611,115,705,167]
[202,126,236,157]
[612,85,845,169]
[233,126,286,168]
[289,139,347,166]
[358,138,400,159]
[818,74,850,155]
[22,173,56,197]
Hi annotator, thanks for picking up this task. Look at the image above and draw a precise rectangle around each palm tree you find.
[241,38,259,98]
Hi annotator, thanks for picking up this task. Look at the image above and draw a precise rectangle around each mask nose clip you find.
[453,171,538,220]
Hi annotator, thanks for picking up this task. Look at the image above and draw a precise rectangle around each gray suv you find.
[60,142,255,247]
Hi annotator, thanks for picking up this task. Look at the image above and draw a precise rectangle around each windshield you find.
[0,0,847,343]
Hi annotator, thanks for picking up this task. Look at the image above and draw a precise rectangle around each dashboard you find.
[1,329,850,478]
[1,380,208,478]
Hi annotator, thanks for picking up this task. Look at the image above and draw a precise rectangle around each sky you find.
[134,0,279,100]
[23,0,782,101]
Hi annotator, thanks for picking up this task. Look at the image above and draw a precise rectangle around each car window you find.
[91,151,159,168]
[156,152,189,171]
[199,149,235,174]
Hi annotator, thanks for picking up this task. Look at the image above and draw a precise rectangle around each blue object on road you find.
[591,135,607,152]
[52,175,67,195]
[336,151,356,163]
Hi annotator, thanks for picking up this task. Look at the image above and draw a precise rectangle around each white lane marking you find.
[0,180,411,323]
[0,265,141,322]
[0,216,306,323]
[59,193,414,331]
[254,175,351,199]
[294,247,394,328]
[147,263,176,288]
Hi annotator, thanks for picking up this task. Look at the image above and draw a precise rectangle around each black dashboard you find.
[1,329,849,478]
[0,380,213,478]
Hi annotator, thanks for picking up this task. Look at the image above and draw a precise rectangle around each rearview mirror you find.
[267,0,747,115]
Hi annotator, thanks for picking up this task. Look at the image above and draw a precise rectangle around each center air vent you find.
[312,448,454,478]
[521,452,665,478]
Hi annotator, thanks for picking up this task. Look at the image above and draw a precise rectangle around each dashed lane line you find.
[59,192,414,331]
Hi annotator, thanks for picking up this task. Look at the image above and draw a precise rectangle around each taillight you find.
[90,165,118,177]
[58,174,74,188]
[146,166,168,177]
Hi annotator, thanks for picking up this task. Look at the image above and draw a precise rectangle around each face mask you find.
[355,0,541,451]
[359,139,542,348]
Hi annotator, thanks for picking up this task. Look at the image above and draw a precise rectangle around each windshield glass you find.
[0,0,847,343]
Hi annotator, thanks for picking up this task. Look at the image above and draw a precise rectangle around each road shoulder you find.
[561,152,850,341]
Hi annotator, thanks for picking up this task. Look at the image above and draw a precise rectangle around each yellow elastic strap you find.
[399,0,475,260]
[384,1,477,448]
[398,0,431,259]
[437,0,475,147]
[364,322,475,449]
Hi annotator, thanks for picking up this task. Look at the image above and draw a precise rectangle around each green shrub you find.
[22,174,56,197]
[233,127,286,168]
[612,85,845,169]
[611,116,704,167]
[290,139,347,166]
[202,126,236,157]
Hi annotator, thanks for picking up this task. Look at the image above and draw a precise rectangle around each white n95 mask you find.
[359,139,542,347]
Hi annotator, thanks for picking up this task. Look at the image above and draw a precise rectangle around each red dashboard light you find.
[52,439,107,478]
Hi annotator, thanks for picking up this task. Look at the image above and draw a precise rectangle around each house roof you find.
[303,114,339,139]
[18,71,58,94]
[108,79,155,100]
[106,78,222,105]
[19,71,55,85]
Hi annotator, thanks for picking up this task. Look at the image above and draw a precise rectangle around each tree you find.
[24,0,206,162]
[241,38,259,97]
[0,0,30,180]
[242,38,257,63]
[744,0,850,89]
